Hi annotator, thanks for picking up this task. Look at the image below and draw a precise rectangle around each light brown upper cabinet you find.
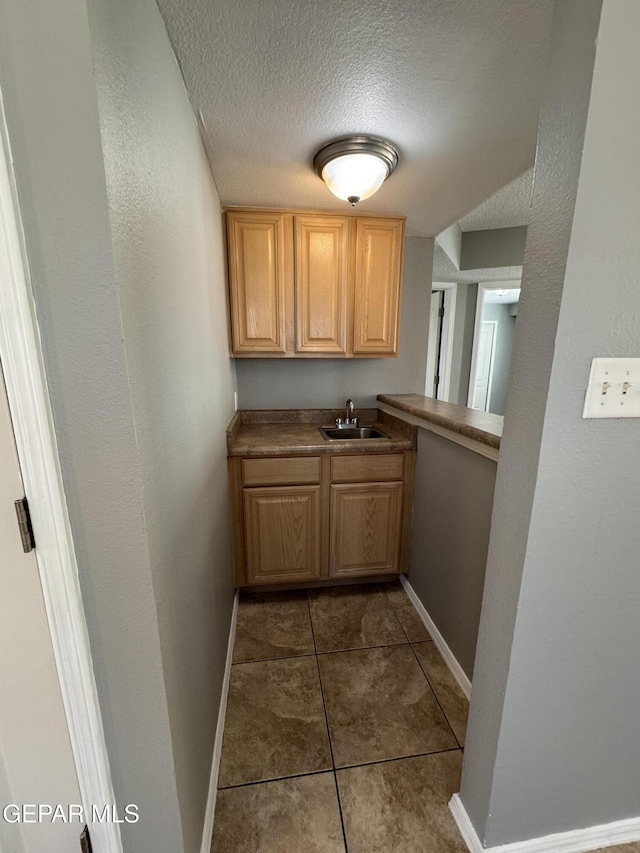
[295,215,350,354]
[225,208,405,358]
[353,217,405,355]
[226,210,292,353]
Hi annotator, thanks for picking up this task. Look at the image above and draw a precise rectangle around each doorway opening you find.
[468,282,521,415]
[425,282,457,401]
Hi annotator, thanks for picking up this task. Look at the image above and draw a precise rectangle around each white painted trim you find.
[431,282,458,402]
[449,793,640,853]
[399,577,471,699]
[467,281,521,410]
[449,794,486,853]
[0,93,122,852]
[378,402,500,462]
[200,590,239,853]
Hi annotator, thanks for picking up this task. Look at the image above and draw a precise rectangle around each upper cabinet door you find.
[294,215,350,354]
[353,217,405,356]
[227,211,291,353]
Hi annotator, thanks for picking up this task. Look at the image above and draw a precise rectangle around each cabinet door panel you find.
[244,485,321,584]
[330,482,403,576]
[295,216,349,353]
[353,218,405,355]
[227,211,289,353]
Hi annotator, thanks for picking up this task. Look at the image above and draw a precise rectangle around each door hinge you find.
[14,497,35,553]
[80,825,93,853]
[438,306,445,317]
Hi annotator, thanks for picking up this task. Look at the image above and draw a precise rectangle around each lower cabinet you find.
[229,451,414,587]
[243,485,322,585]
[330,482,403,576]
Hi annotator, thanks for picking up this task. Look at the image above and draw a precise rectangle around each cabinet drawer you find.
[331,454,404,484]
[242,456,321,486]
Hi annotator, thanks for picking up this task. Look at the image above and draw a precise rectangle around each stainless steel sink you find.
[319,425,390,441]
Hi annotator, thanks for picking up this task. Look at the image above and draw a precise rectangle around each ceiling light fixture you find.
[313,136,399,206]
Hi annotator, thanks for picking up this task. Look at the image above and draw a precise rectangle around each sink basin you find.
[319,425,390,441]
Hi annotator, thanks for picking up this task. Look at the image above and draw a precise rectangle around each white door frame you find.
[428,282,457,401]
[0,93,122,852]
[467,281,520,410]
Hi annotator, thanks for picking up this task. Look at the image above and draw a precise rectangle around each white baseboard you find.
[200,590,239,853]
[399,576,471,699]
[450,793,640,853]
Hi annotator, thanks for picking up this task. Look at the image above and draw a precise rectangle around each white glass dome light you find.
[313,137,399,206]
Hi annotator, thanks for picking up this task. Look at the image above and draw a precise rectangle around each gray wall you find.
[449,283,477,406]
[460,226,527,271]
[460,1,640,845]
[86,1,236,850]
[0,2,180,849]
[409,431,497,678]
[483,302,516,416]
[236,237,434,409]
[0,0,235,850]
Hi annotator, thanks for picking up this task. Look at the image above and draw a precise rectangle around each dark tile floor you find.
[212,581,469,852]
[212,582,640,852]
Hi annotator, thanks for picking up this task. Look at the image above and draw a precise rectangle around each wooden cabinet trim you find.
[226,211,292,354]
[242,456,321,486]
[353,217,405,355]
[243,485,322,585]
[331,453,404,483]
[294,215,349,354]
[330,481,403,576]
[224,205,406,221]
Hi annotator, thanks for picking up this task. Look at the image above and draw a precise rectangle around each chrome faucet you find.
[336,398,359,428]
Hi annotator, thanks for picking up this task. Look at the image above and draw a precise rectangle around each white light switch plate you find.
[582,357,640,418]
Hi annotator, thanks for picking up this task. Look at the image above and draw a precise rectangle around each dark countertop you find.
[227,409,416,457]
[377,393,503,450]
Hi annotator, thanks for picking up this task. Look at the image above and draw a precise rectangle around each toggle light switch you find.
[582,358,640,418]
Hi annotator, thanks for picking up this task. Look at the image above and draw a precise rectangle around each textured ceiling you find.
[458,168,534,231]
[157,0,553,237]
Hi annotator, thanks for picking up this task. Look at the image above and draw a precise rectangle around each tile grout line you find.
[382,585,414,645]
[218,767,330,792]
[408,641,463,749]
[232,651,317,666]
[233,637,415,667]
[217,745,464,791]
[335,746,463,773]
[384,587,463,749]
[316,640,408,655]
[307,590,350,853]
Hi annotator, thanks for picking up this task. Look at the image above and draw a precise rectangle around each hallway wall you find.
[461,0,640,846]
[0,0,236,850]
[409,430,496,679]
[86,0,237,849]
